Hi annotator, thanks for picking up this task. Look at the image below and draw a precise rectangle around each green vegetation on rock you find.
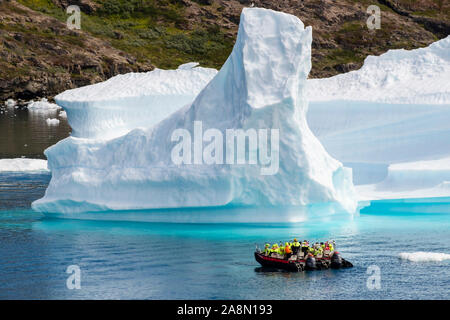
[17,0,234,69]
[1,0,448,100]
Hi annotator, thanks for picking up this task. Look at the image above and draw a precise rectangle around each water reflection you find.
[0,106,71,158]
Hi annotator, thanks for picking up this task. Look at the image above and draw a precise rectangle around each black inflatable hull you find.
[255,252,304,272]
[254,252,353,272]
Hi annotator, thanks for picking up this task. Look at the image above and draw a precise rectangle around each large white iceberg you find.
[32,8,357,216]
[307,36,450,190]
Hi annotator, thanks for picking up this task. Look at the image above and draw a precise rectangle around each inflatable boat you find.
[254,250,353,272]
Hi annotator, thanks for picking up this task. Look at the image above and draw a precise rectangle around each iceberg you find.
[306,36,450,209]
[307,36,450,185]
[357,157,450,200]
[32,8,357,216]
[55,62,217,139]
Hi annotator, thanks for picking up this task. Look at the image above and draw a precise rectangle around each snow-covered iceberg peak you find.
[32,8,357,217]
[187,7,313,131]
[233,8,311,110]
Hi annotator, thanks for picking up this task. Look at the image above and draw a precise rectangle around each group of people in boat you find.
[262,239,335,260]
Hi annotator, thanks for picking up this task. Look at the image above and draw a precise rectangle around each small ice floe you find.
[46,118,60,126]
[59,110,67,118]
[0,158,49,173]
[5,99,17,108]
[399,252,450,262]
[27,98,61,112]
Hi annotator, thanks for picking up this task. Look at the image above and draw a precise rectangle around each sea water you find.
[0,172,449,299]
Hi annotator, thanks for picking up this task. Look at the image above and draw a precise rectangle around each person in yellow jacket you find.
[279,245,285,254]
[271,244,281,255]
[302,240,310,255]
[291,238,301,254]
[264,244,271,255]
[316,246,323,256]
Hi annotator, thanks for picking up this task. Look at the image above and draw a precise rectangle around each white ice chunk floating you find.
[27,98,61,111]
[0,158,49,173]
[33,8,357,216]
[399,252,450,262]
[46,118,60,126]
[55,63,217,139]
[4,99,17,108]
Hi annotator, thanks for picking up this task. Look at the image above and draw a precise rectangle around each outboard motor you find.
[342,259,353,268]
[305,254,316,270]
[330,251,343,269]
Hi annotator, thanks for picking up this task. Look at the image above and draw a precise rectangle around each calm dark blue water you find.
[0,172,449,299]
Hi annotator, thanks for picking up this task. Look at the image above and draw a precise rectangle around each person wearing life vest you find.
[310,245,321,257]
[291,238,301,254]
[316,245,323,256]
[271,244,281,255]
[264,243,271,255]
[328,242,334,252]
[302,240,309,255]
[279,243,285,255]
[284,242,292,259]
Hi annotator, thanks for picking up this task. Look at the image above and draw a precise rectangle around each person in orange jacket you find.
[284,242,292,259]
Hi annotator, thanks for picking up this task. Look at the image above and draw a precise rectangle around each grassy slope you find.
[9,0,450,82]
[17,0,234,69]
